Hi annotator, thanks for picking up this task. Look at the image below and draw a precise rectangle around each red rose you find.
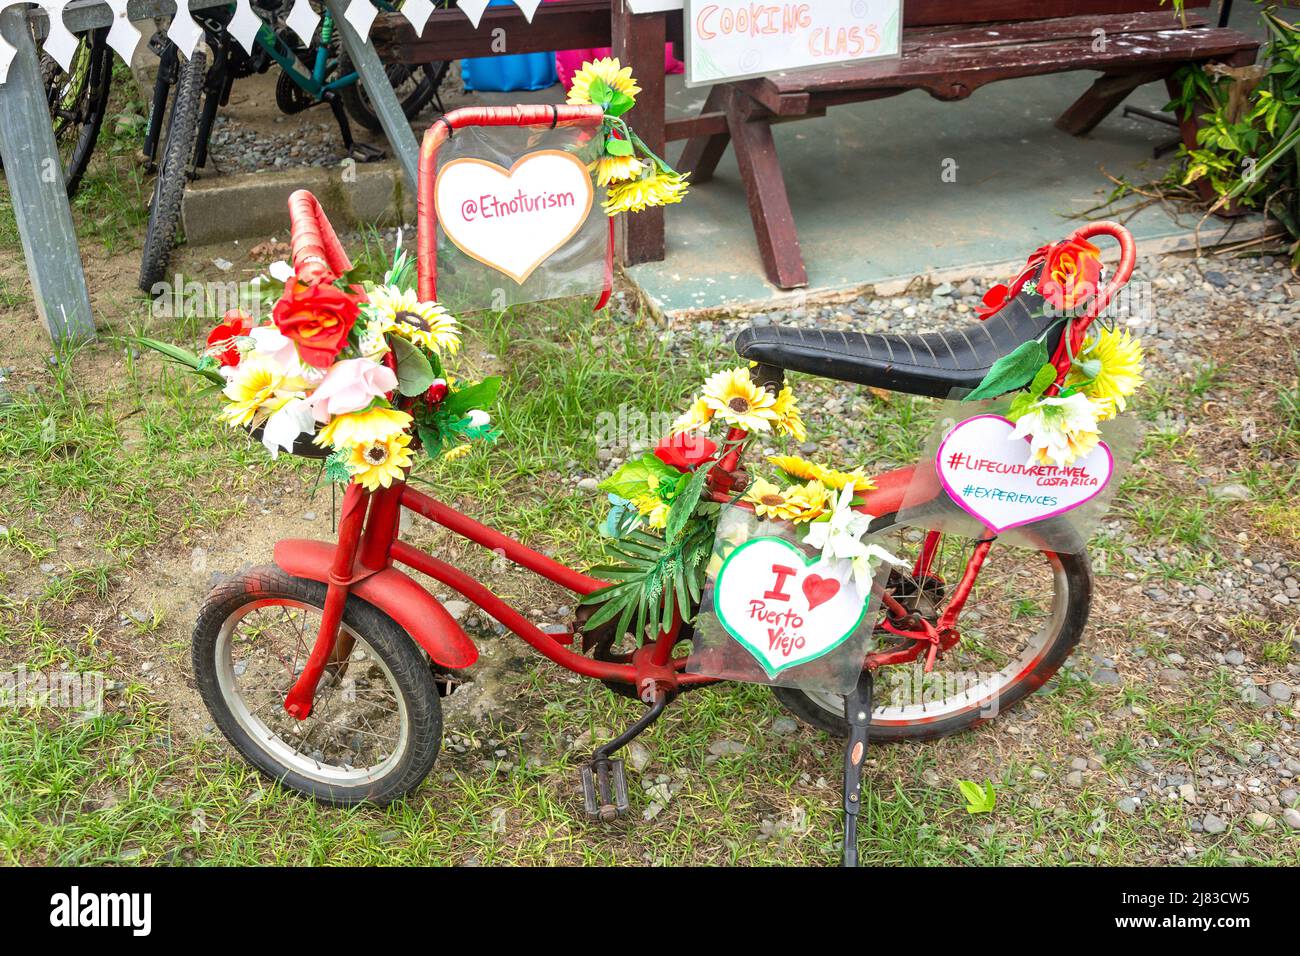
[1038,238,1102,311]
[654,432,718,472]
[207,309,253,367]
[426,378,449,404]
[271,280,362,368]
[974,284,1011,321]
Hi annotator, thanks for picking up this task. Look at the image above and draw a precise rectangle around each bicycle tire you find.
[22,27,114,196]
[771,510,1092,742]
[337,57,444,134]
[139,49,207,293]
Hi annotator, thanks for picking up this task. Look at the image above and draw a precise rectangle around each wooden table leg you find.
[1056,69,1167,136]
[0,9,95,343]
[612,0,665,265]
[676,85,731,183]
[326,0,419,189]
[726,88,807,290]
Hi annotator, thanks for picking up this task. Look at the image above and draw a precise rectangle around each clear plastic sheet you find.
[431,122,607,313]
[686,506,888,694]
[895,394,1137,553]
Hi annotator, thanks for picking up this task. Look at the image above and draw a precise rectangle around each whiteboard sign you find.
[684,0,902,87]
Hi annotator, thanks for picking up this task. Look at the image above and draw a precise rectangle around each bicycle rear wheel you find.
[36,26,113,195]
[772,511,1091,741]
[139,48,206,293]
[338,57,447,133]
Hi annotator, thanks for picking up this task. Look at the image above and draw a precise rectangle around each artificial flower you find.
[368,286,460,354]
[206,309,253,367]
[1038,238,1102,312]
[260,398,315,458]
[304,358,397,423]
[654,431,717,472]
[268,260,295,283]
[1067,326,1144,420]
[567,57,640,107]
[768,455,875,492]
[802,486,904,594]
[314,405,411,451]
[426,378,449,404]
[443,443,473,462]
[741,477,800,521]
[218,355,308,428]
[602,171,690,216]
[783,479,833,524]
[466,409,491,429]
[770,385,807,442]
[594,154,644,187]
[671,396,714,434]
[347,431,414,491]
[246,325,305,375]
[272,279,362,368]
[975,284,1012,321]
[700,366,780,432]
[1008,392,1103,467]
[631,491,669,530]
[355,318,390,360]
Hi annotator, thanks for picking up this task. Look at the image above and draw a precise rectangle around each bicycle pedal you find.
[581,758,629,822]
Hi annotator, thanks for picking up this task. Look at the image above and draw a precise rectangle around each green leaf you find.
[664,465,711,544]
[585,77,613,109]
[324,447,353,484]
[441,376,502,419]
[605,90,635,117]
[598,452,678,502]
[129,336,226,386]
[958,779,996,814]
[964,340,1050,402]
[389,336,436,397]
[605,136,634,157]
[1027,361,1059,399]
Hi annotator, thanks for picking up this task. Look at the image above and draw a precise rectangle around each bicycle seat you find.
[735,290,1065,399]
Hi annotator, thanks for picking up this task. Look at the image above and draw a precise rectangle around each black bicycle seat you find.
[734,289,1065,398]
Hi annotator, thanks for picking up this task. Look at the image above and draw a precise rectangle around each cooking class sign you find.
[684,0,902,85]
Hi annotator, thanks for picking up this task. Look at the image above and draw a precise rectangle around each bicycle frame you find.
[255,12,357,101]
[277,107,1137,721]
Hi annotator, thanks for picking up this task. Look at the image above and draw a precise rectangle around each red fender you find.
[274,538,478,669]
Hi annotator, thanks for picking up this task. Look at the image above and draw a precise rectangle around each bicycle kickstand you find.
[841,670,874,868]
[326,94,386,164]
[582,688,669,822]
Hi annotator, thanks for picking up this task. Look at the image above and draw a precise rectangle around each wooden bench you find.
[674,2,1259,288]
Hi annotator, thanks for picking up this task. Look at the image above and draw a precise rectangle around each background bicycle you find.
[138,0,448,291]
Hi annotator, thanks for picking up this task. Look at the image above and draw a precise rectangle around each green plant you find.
[958,779,997,814]
[1167,6,1300,266]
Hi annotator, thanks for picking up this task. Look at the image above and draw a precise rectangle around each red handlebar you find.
[1046,220,1137,384]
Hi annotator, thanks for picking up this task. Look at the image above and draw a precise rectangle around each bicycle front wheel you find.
[772,511,1092,742]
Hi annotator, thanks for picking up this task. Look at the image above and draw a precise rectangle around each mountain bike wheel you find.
[771,511,1091,742]
[138,49,206,293]
[338,57,446,134]
[192,566,443,806]
[37,26,113,196]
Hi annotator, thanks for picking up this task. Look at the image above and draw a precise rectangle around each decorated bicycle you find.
[142,59,1145,866]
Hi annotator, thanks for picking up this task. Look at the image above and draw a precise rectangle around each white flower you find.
[1008,392,1103,467]
[268,260,295,282]
[260,398,315,458]
[802,486,904,594]
[466,409,491,428]
[248,326,325,384]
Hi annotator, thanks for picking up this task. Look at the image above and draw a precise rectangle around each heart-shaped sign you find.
[936,414,1113,533]
[433,150,594,284]
[713,536,869,678]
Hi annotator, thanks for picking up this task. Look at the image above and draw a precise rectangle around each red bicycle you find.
[189,107,1137,819]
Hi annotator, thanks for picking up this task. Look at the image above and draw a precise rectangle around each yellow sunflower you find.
[770,385,807,442]
[741,477,800,521]
[347,432,413,491]
[701,366,780,432]
[783,480,832,524]
[368,286,460,354]
[767,454,874,492]
[1067,326,1144,420]
[672,396,714,434]
[314,405,412,450]
[567,57,640,107]
[218,355,306,428]
[593,154,644,187]
[602,172,689,216]
[442,443,473,462]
